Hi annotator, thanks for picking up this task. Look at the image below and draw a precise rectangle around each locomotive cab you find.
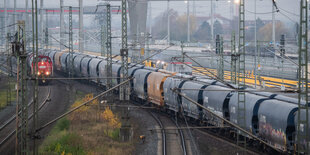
[36,56,53,77]
[28,55,53,84]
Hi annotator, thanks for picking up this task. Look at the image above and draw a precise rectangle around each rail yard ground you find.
[0,75,15,109]
[39,94,137,154]
[0,57,298,154]
[37,77,159,154]
[35,74,261,155]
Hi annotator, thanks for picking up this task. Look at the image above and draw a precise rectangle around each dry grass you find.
[40,94,135,155]
[0,82,16,109]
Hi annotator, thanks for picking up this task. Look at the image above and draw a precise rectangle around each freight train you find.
[43,49,309,154]
[27,54,53,84]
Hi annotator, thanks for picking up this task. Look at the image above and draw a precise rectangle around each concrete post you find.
[167,0,170,44]
[60,0,64,51]
[40,0,43,48]
[13,0,16,31]
[4,0,7,43]
[272,2,276,63]
[79,0,84,53]
[187,0,190,42]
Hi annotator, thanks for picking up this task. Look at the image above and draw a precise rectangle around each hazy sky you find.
[0,0,300,25]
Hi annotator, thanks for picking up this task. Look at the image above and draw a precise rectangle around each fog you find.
[0,0,299,25]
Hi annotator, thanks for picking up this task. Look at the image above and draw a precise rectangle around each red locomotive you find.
[27,54,53,84]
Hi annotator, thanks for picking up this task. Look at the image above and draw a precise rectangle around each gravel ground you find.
[0,72,268,155]
[0,71,161,154]
[191,129,259,155]
[0,75,16,126]
[121,102,159,155]
[0,81,49,154]
[0,72,97,154]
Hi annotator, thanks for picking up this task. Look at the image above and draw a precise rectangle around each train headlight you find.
[37,72,41,75]
[45,71,50,75]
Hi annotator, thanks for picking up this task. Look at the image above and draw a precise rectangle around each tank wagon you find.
[47,50,309,153]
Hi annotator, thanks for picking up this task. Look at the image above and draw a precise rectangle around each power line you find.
[278,11,298,23]
[0,23,17,31]
[277,5,299,17]
[47,33,69,49]
[35,77,132,133]
[245,9,276,15]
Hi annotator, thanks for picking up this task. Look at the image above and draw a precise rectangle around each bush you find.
[56,118,70,131]
[111,128,120,140]
[45,133,85,155]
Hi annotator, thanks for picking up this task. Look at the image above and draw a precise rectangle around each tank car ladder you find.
[68,6,74,77]
[216,34,224,81]
[237,0,247,150]
[297,0,309,154]
[231,32,237,84]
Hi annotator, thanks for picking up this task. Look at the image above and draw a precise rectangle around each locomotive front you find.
[28,55,53,84]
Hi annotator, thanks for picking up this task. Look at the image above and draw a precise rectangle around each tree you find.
[170,14,197,41]
[256,17,265,31]
[152,11,197,41]
[101,107,121,135]
[258,21,290,41]
[193,21,211,41]
[245,26,255,41]
[213,20,223,36]
[152,9,178,39]
[230,16,239,33]
[243,17,265,41]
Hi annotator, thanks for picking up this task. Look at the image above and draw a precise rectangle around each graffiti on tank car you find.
[205,106,224,126]
[230,106,236,114]
[259,121,287,150]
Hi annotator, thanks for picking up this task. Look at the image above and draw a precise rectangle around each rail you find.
[171,88,283,153]
[172,118,187,155]
[149,112,166,155]
[35,77,133,132]
[0,87,51,147]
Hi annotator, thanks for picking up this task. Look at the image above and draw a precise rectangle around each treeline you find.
[151,9,296,43]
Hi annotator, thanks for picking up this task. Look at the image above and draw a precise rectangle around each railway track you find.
[81,49,300,89]
[149,111,190,155]
[192,66,300,89]
[195,127,261,155]
[0,98,35,133]
[149,112,167,155]
[0,87,51,147]
[171,118,187,155]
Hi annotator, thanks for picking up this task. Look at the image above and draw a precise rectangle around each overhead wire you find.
[128,45,174,69]
[245,9,276,15]
[183,53,235,89]
[35,78,133,132]
[171,88,282,153]
[173,51,299,92]
[47,33,70,49]
[0,23,17,31]
[179,110,199,155]
[277,5,299,17]
[278,11,298,23]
